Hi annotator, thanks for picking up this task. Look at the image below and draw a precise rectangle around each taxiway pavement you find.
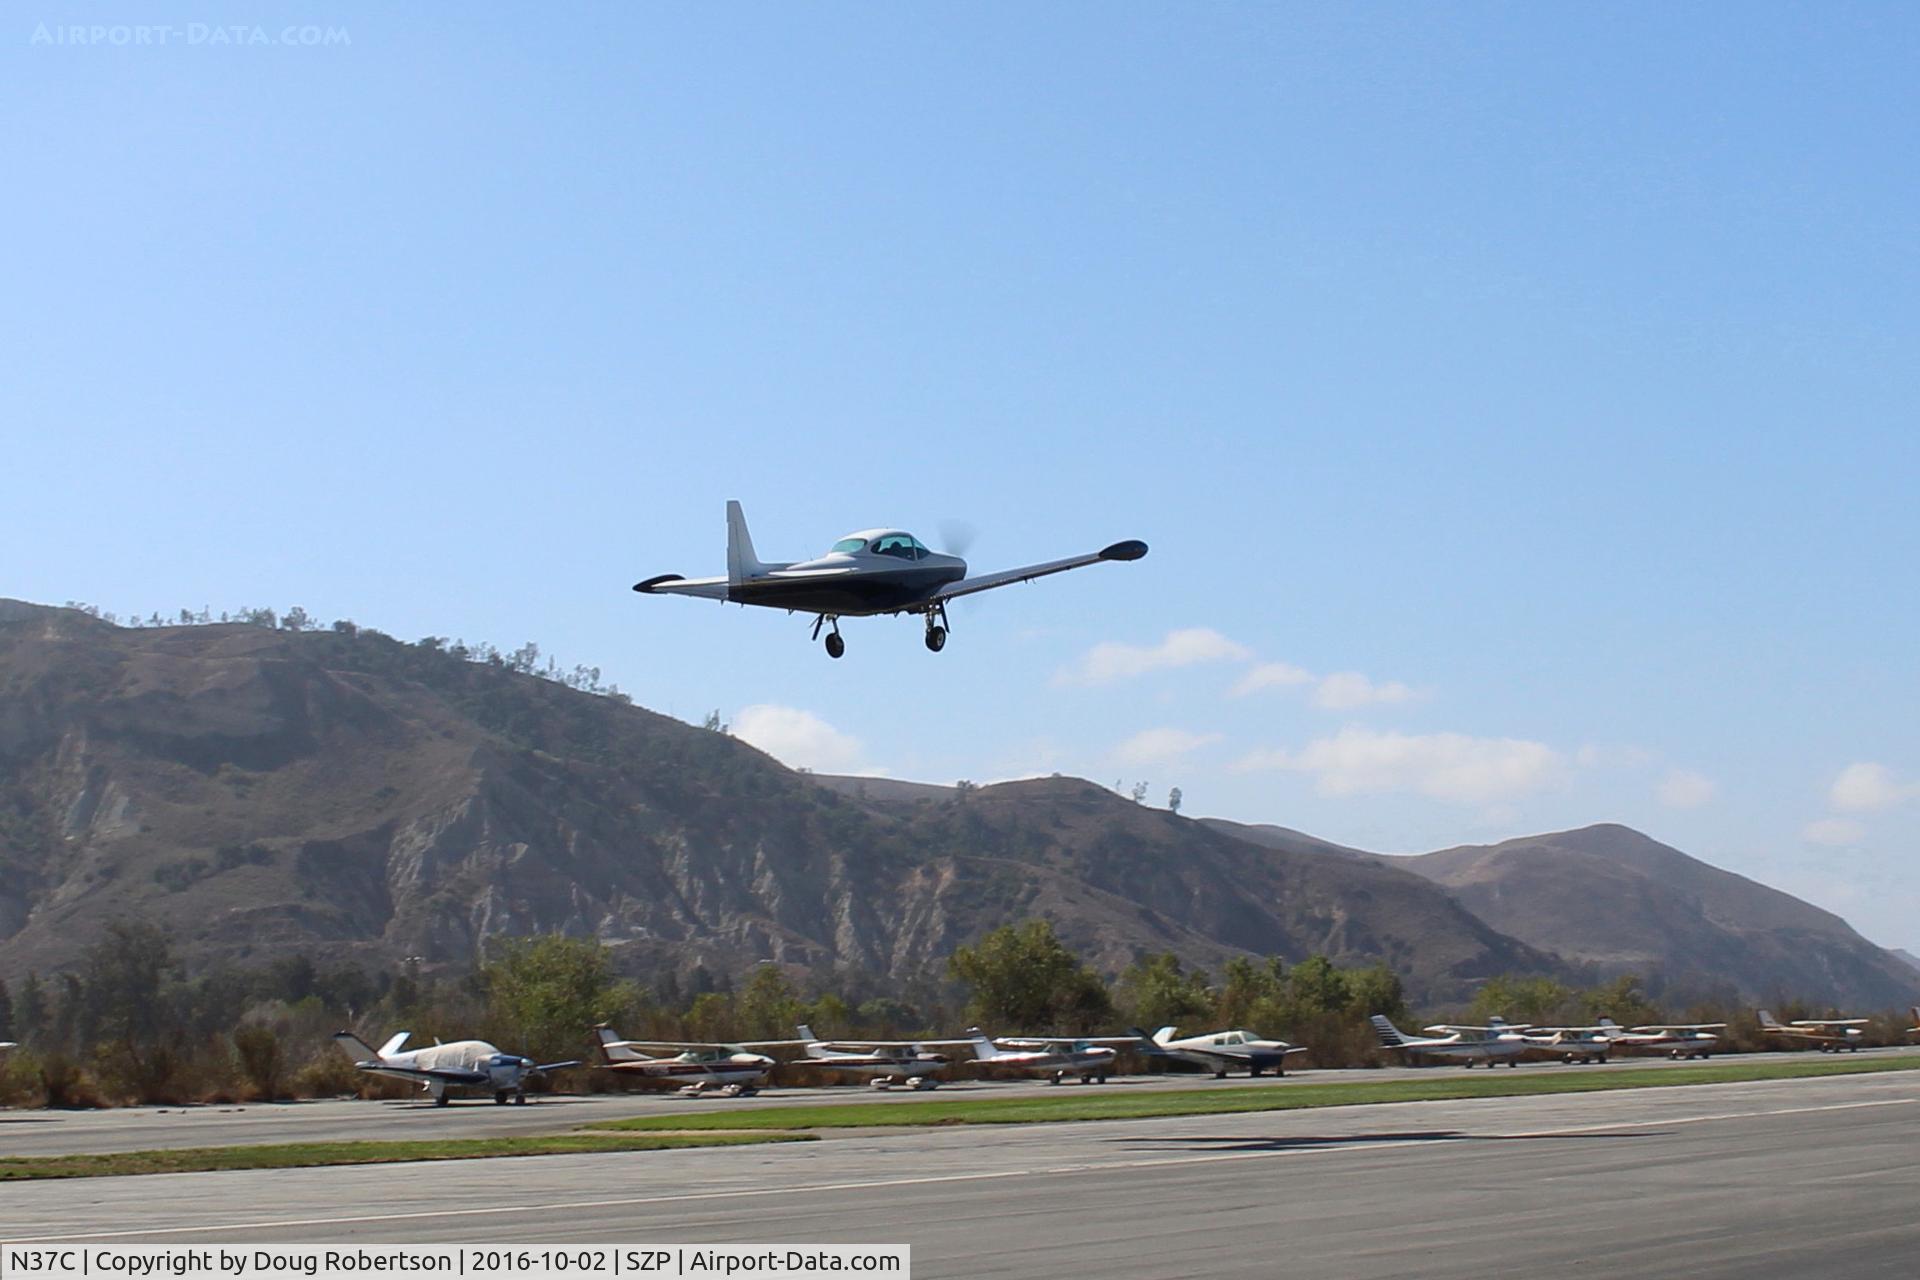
[4,1068,1917,1278]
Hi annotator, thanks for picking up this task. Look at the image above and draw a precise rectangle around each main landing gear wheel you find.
[825,632,845,659]
[925,626,947,653]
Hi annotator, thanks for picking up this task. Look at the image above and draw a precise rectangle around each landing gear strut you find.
[924,603,950,653]
[812,615,845,659]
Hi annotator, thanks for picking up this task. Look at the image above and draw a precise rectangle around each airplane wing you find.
[530,1059,584,1073]
[1791,1018,1870,1027]
[930,540,1148,603]
[1632,1023,1727,1032]
[358,1064,491,1086]
[632,575,730,600]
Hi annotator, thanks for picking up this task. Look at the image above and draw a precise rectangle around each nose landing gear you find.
[923,603,951,653]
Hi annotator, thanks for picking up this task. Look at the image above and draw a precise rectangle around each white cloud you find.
[1112,727,1223,769]
[1829,762,1919,813]
[1230,661,1314,696]
[1235,727,1563,805]
[1312,671,1418,710]
[1055,627,1250,686]
[1657,769,1717,810]
[1802,817,1866,847]
[731,705,881,776]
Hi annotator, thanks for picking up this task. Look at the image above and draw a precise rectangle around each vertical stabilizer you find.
[378,1032,410,1058]
[333,1031,382,1063]
[966,1028,1004,1061]
[1757,1009,1782,1029]
[726,501,770,584]
[594,1025,646,1063]
[1370,1015,1409,1048]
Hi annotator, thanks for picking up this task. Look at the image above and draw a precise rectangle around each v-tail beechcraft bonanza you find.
[633,501,1149,657]
[332,1031,581,1106]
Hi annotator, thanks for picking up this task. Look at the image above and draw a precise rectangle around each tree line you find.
[2,918,1911,1108]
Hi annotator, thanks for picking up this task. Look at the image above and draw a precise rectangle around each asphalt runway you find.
[5,1070,1918,1278]
[7,1046,1912,1157]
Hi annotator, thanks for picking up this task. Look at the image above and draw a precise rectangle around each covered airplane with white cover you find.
[333,1030,579,1106]
[1133,1026,1309,1077]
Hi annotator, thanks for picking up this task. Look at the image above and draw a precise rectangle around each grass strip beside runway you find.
[0,1131,812,1180]
[592,1056,1920,1131]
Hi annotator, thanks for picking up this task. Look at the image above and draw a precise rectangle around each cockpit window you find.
[872,534,928,560]
[830,537,868,554]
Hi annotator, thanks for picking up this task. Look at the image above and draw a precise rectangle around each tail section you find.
[333,1031,382,1063]
[1596,1017,1620,1030]
[726,501,770,584]
[1370,1015,1409,1048]
[378,1032,410,1058]
[796,1025,818,1042]
[965,1028,1005,1061]
[1153,1026,1178,1046]
[1757,1009,1783,1030]
[594,1025,646,1063]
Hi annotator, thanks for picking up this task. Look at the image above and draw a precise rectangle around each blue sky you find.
[5,6,1916,950]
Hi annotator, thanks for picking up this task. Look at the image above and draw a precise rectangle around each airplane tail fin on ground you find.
[965,1028,1004,1060]
[1757,1009,1783,1029]
[594,1025,645,1063]
[1152,1026,1178,1046]
[1596,1017,1620,1029]
[333,1031,382,1063]
[726,500,770,584]
[796,1025,817,1042]
[378,1032,410,1058]
[1369,1015,1409,1048]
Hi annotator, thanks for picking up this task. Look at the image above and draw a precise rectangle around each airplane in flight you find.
[1757,1009,1868,1052]
[783,1025,950,1089]
[591,1026,777,1096]
[965,1029,1121,1084]
[333,1030,580,1106]
[1592,1017,1724,1059]
[1132,1026,1309,1077]
[633,501,1149,657]
[1370,1015,1530,1068]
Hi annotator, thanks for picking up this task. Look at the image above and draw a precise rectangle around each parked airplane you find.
[592,1026,777,1095]
[333,1031,580,1106]
[633,501,1148,658]
[1370,1015,1529,1068]
[1507,1026,1611,1065]
[784,1025,949,1089]
[966,1029,1119,1084]
[1757,1009,1868,1052]
[1593,1017,1724,1059]
[1908,1007,1920,1041]
[1133,1026,1309,1077]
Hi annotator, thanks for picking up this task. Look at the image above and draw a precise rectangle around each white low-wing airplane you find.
[1757,1009,1868,1052]
[1371,1015,1530,1068]
[1133,1026,1309,1077]
[333,1031,580,1106]
[634,501,1148,658]
[965,1029,1123,1084]
[1592,1017,1724,1059]
[592,1026,777,1096]
[785,1025,950,1090]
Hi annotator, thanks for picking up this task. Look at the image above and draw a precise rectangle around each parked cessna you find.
[966,1029,1122,1084]
[1506,1026,1611,1065]
[633,501,1149,657]
[591,1026,776,1095]
[1370,1015,1530,1068]
[1594,1017,1723,1059]
[1757,1009,1868,1052]
[785,1025,950,1090]
[1133,1026,1309,1077]
[333,1031,580,1106]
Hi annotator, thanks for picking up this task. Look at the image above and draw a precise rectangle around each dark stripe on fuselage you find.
[730,566,964,616]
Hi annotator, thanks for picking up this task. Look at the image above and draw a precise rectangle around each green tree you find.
[1116,952,1214,1031]
[1288,955,1351,1016]
[83,919,178,1100]
[482,934,632,1064]
[1215,956,1285,1029]
[736,964,803,1040]
[1578,974,1663,1028]
[0,976,11,1040]
[15,972,48,1047]
[1470,974,1574,1025]
[1343,963,1408,1022]
[947,920,1114,1033]
[685,992,736,1043]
